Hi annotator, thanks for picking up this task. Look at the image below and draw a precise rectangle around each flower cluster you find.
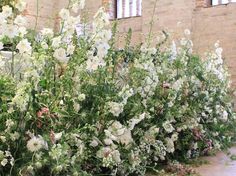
[0,1,235,176]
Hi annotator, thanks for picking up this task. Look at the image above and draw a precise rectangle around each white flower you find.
[108,102,124,117]
[172,79,184,91]
[41,42,48,49]
[180,38,188,46]
[54,132,63,141]
[0,136,6,142]
[10,132,20,141]
[171,133,179,141]
[41,28,54,38]
[86,57,106,72]
[27,137,43,152]
[1,158,8,166]
[96,147,112,158]
[214,40,220,48]
[184,29,191,35]
[59,8,70,20]
[163,121,175,133]
[3,24,18,38]
[78,93,86,101]
[0,42,3,50]
[118,129,133,146]
[16,39,32,54]
[0,13,6,24]
[112,150,121,163]
[104,138,113,145]
[90,139,99,147]
[14,15,26,26]
[15,0,27,12]
[73,103,81,111]
[79,0,85,9]
[6,119,14,128]
[67,44,75,55]
[165,137,175,153]
[170,40,177,61]
[2,5,12,18]
[221,110,228,122]
[216,47,223,56]
[72,3,79,13]
[52,36,61,48]
[18,27,27,36]
[53,48,68,62]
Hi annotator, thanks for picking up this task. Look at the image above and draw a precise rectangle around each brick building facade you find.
[24,0,236,89]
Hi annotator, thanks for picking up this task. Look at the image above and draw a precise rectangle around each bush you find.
[0,1,235,175]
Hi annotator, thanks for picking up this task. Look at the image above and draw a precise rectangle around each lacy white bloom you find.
[0,42,3,50]
[112,150,121,163]
[90,139,99,147]
[6,119,14,128]
[72,2,79,13]
[108,121,125,136]
[41,28,54,38]
[108,102,124,117]
[41,42,48,49]
[104,138,113,145]
[163,121,175,133]
[129,113,146,130]
[59,8,70,20]
[14,15,26,26]
[27,137,43,152]
[118,129,133,146]
[67,44,75,55]
[0,13,6,24]
[170,40,177,61]
[15,0,27,12]
[52,36,62,48]
[221,110,228,122]
[184,29,191,35]
[2,5,12,18]
[1,158,8,166]
[78,93,86,101]
[86,57,106,72]
[53,48,68,62]
[165,137,175,153]
[18,27,27,36]
[16,39,32,54]
[172,79,184,91]
[3,24,18,38]
[79,0,85,9]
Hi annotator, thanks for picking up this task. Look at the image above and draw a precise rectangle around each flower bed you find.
[0,0,236,175]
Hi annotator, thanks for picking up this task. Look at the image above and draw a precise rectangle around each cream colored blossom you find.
[86,57,106,72]
[16,39,32,54]
[53,48,68,62]
[14,15,26,26]
[1,158,8,166]
[2,6,12,18]
[162,121,175,133]
[41,28,54,38]
[67,44,75,55]
[27,136,46,152]
[3,24,18,38]
[0,42,3,50]
[108,102,124,117]
[52,36,61,48]
[59,8,70,20]
[15,0,27,12]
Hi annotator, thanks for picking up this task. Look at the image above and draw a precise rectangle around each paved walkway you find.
[195,147,236,176]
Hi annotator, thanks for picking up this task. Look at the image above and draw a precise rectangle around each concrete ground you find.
[195,147,236,176]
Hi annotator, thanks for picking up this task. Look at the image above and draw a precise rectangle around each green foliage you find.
[0,2,235,176]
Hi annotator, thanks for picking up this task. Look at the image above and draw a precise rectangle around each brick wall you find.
[24,0,236,92]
